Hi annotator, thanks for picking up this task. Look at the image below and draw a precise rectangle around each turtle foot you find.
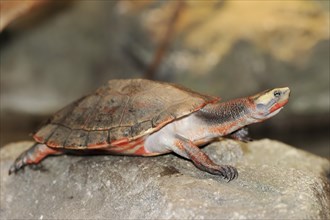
[8,143,61,175]
[213,165,238,182]
[172,138,238,182]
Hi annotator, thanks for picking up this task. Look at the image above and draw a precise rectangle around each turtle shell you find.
[33,79,219,149]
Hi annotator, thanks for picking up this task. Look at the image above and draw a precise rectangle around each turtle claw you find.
[219,165,238,182]
[200,164,238,182]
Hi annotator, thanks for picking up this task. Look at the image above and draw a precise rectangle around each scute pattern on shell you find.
[33,79,219,149]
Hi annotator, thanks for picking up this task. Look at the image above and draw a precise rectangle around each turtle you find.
[9,79,290,181]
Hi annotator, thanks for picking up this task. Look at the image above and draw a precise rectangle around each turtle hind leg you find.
[172,136,238,182]
[9,143,63,175]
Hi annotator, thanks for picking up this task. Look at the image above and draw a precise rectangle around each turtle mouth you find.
[250,107,283,120]
[266,106,283,118]
[264,97,288,118]
[269,99,288,113]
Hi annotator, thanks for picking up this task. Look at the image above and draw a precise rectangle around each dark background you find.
[0,1,329,158]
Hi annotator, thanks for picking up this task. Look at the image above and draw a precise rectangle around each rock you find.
[1,139,329,219]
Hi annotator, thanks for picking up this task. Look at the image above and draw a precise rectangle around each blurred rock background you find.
[0,0,329,158]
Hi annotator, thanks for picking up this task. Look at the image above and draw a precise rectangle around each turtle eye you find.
[273,90,281,97]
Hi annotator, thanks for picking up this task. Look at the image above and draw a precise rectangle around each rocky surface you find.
[1,139,329,219]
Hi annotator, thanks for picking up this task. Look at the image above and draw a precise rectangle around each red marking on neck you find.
[270,99,288,113]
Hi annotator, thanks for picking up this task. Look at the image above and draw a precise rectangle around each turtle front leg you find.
[9,143,63,175]
[229,127,253,142]
[172,136,238,181]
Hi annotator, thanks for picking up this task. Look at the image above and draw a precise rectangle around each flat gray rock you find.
[1,139,329,219]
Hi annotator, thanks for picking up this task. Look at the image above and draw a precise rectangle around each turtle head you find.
[249,87,290,121]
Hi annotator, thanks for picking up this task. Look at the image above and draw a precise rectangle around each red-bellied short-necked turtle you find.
[9,79,290,181]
